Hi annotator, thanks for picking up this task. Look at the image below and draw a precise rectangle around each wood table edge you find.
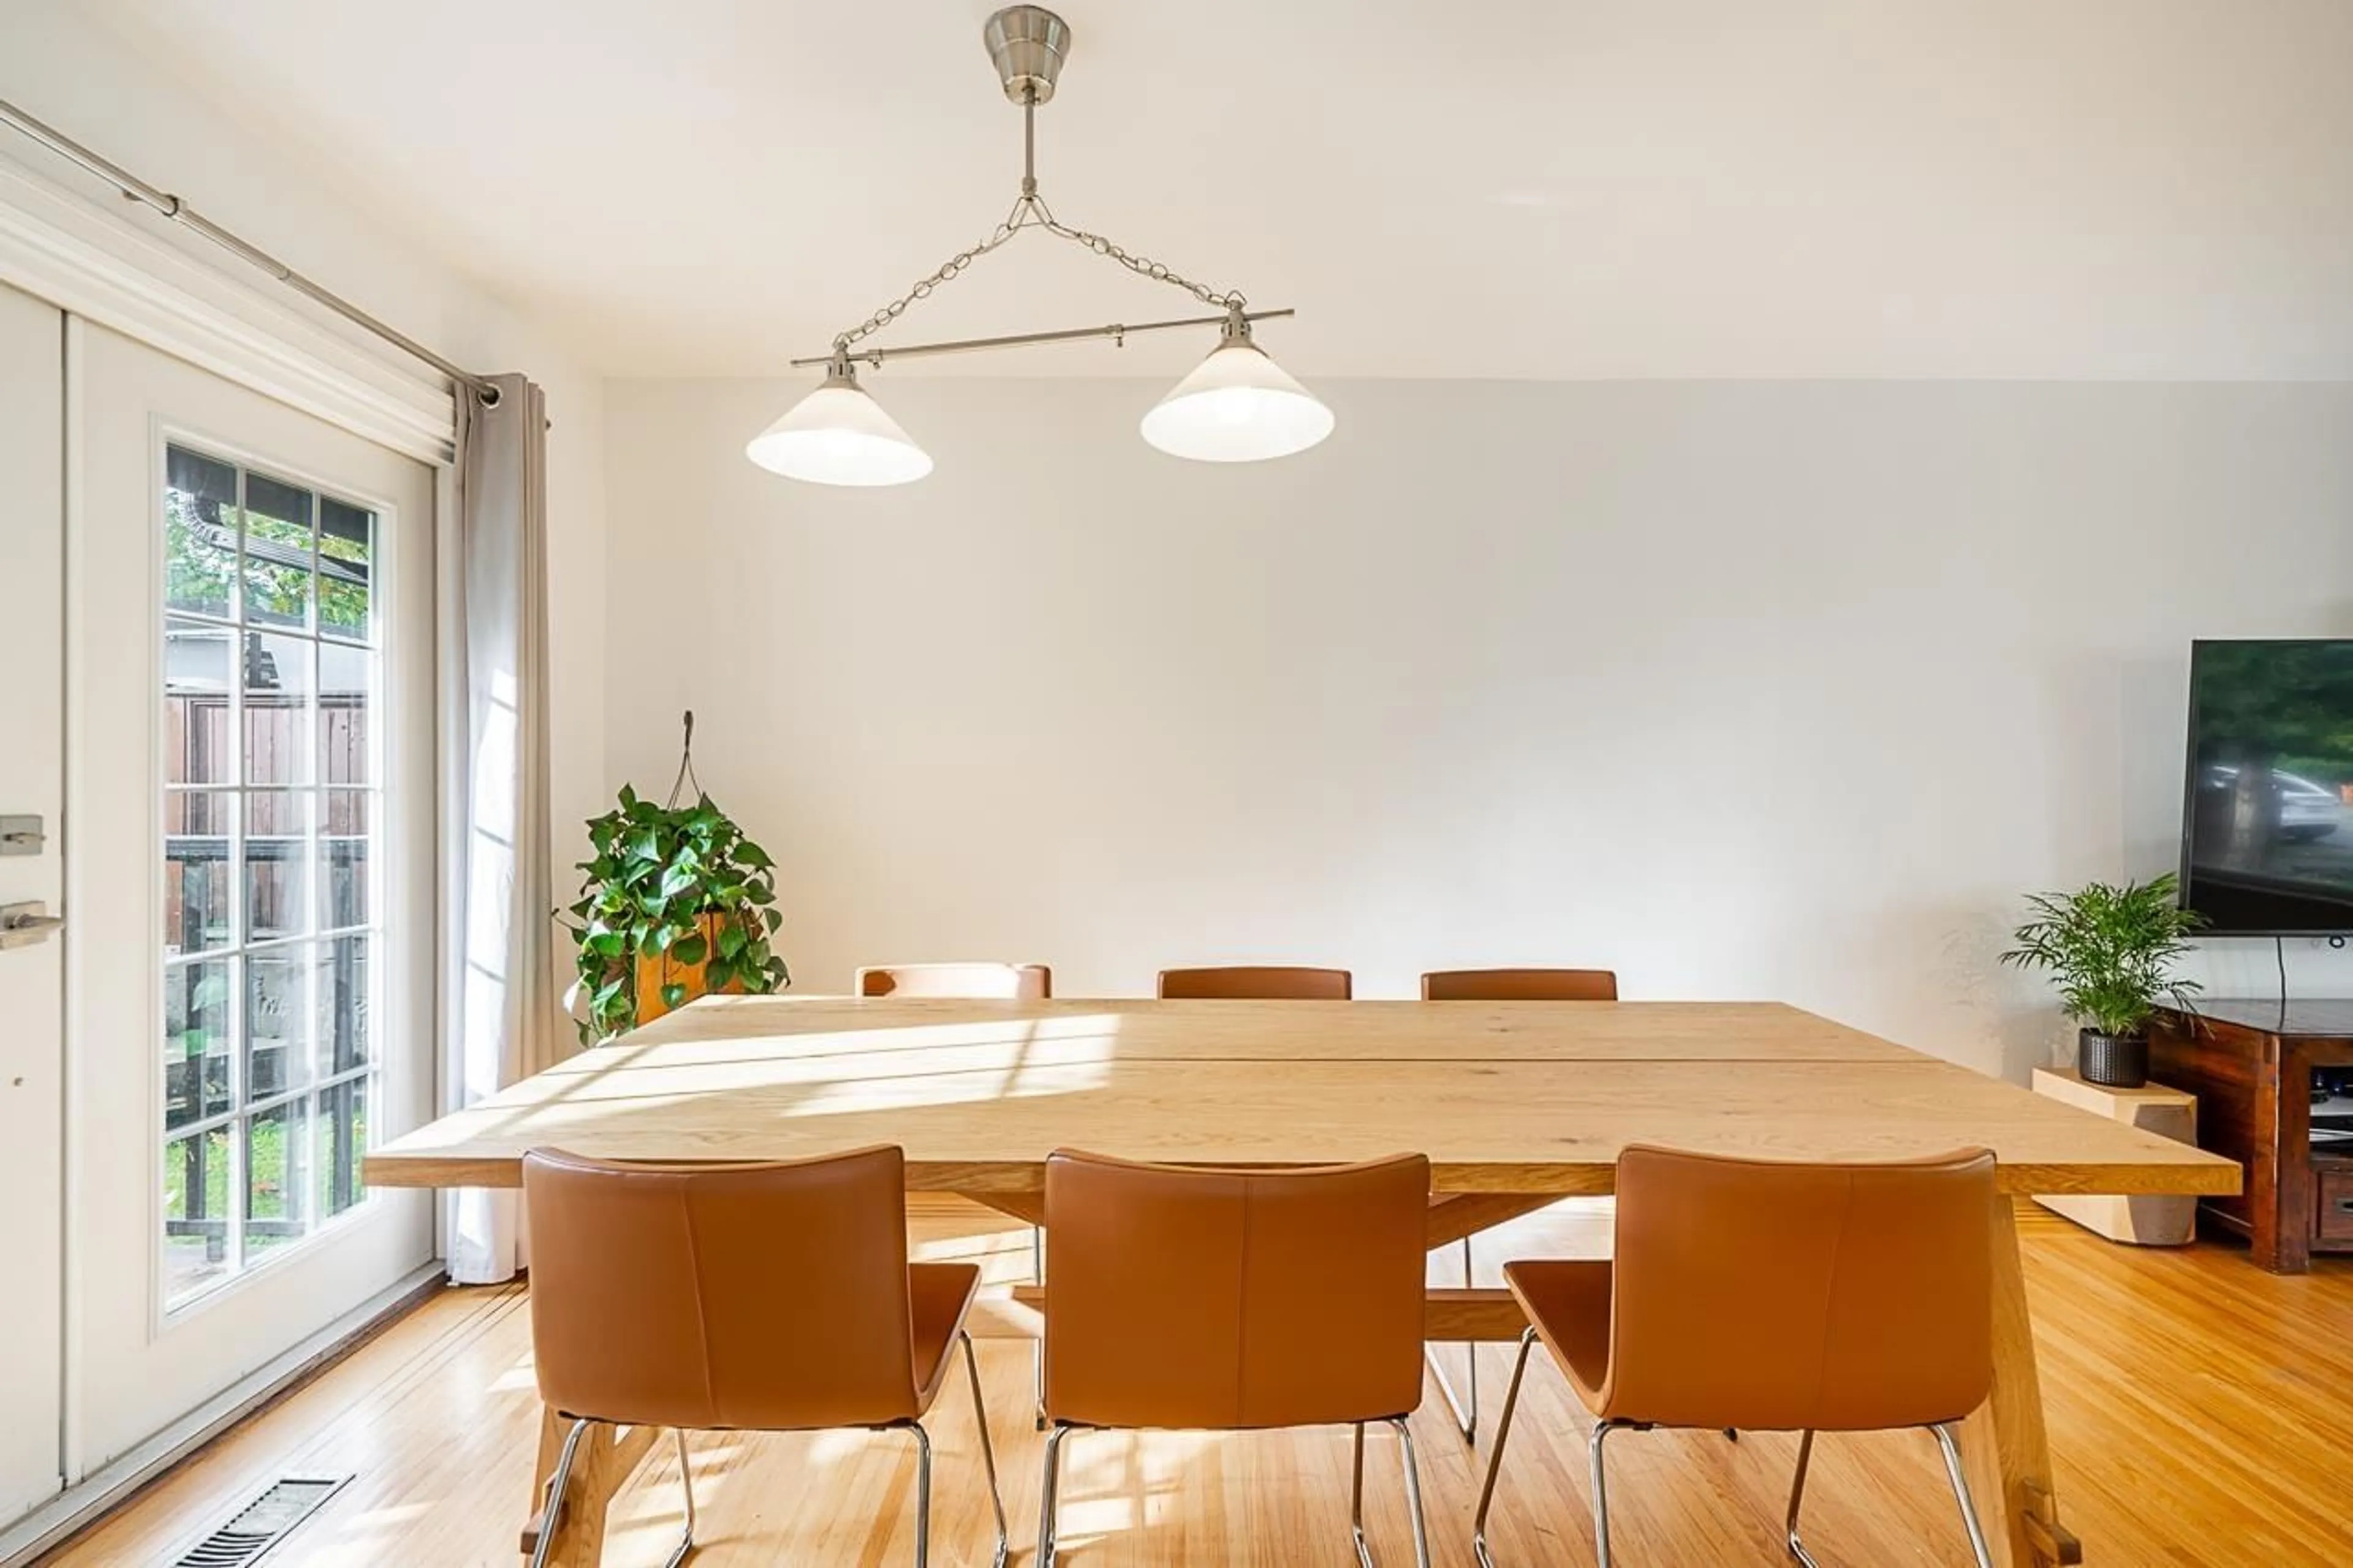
[363,1153,2243,1197]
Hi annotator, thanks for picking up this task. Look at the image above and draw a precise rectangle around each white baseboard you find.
[0,1262,448,1566]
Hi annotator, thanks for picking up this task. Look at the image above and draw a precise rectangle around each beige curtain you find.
[441,373,562,1284]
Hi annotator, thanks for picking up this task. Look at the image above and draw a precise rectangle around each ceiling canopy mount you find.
[983,5,1072,105]
[745,6,1332,487]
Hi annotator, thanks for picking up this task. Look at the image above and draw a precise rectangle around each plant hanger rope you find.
[665,709,702,809]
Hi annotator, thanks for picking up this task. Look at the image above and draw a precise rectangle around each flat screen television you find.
[2180,638,2353,934]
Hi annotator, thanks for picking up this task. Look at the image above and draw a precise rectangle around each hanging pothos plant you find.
[558,716,789,1044]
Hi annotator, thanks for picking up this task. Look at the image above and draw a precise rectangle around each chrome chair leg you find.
[1390,1416,1434,1568]
[1422,1238,1480,1445]
[1588,1418,1626,1568]
[1351,1423,1374,1568]
[1347,1417,1433,1568]
[1784,1428,1821,1568]
[1929,1422,1997,1568]
[907,1421,935,1568]
[661,1428,696,1568]
[528,1417,592,1568]
[1471,1327,1537,1568]
[1036,1422,1071,1568]
[958,1331,1010,1568]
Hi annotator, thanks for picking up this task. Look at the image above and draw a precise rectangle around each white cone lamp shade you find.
[745,366,933,487]
[1140,336,1335,463]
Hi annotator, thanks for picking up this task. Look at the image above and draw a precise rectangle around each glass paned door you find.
[73,319,432,1475]
[161,446,381,1306]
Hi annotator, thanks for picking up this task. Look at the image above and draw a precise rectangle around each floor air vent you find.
[173,1475,350,1567]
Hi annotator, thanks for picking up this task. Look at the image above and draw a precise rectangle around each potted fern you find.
[557,716,789,1044]
[1999,873,2203,1088]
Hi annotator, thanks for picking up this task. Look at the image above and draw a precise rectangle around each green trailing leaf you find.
[1999,873,2205,1037]
[552,779,792,1045]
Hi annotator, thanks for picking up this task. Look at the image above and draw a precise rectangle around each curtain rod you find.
[0,94,500,406]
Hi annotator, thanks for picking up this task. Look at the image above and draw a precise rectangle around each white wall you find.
[604,376,2353,1078]
[0,4,608,871]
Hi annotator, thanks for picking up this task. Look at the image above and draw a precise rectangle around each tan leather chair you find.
[1156,964,1352,999]
[1415,966,1619,1442]
[1472,1145,1999,1568]
[1036,1149,1433,1567]
[856,962,1053,999]
[522,1145,1009,1568]
[1421,967,1618,1002]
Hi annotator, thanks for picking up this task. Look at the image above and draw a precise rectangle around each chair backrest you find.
[1421,968,1618,1002]
[1157,965,1352,1000]
[855,962,1053,999]
[1602,1145,1996,1431]
[1042,1148,1429,1430]
[522,1144,921,1431]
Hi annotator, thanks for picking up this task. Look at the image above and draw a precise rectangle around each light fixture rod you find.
[1022,93,1037,196]
[790,308,1296,369]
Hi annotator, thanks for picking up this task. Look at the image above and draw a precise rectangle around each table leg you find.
[518,1406,659,1565]
[1960,1197,2083,1568]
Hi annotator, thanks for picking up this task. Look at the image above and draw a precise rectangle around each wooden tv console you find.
[2150,999,2353,1273]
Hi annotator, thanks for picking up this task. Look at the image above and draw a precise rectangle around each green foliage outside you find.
[167,488,372,635]
[559,784,790,1045]
[162,1100,369,1232]
[2001,873,2205,1038]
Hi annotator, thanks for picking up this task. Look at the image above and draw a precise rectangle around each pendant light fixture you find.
[746,6,1331,486]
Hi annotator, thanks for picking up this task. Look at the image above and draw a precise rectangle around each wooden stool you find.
[2031,1069,2197,1244]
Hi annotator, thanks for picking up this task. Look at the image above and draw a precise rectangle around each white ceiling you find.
[88,0,2353,380]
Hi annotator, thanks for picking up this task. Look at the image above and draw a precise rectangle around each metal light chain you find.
[1030,200,1245,312]
[832,216,1029,354]
[829,104,1248,355]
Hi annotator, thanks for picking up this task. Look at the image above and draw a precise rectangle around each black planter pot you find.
[2078,1029,2150,1089]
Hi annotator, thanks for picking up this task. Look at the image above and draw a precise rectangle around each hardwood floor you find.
[39,1202,2353,1567]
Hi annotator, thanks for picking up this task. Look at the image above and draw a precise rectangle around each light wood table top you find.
[518,995,1925,1066]
[368,997,2240,1198]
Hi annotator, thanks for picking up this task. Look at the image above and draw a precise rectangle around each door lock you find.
[0,901,64,950]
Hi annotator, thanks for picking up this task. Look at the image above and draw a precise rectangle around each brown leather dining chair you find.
[856,961,1054,999]
[521,1145,1009,1568]
[1157,964,1353,999]
[1415,965,1618,1444]
[1471,1145,1999,1568]
[1036,1149,1434,1567]
[1420,967,1619,1002]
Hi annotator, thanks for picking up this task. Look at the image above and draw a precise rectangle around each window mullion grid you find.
[164,455,388,1301]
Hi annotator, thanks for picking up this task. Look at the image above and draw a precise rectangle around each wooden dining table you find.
[368,996,2240,1568]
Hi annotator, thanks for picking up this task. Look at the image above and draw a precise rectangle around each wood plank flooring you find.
[39,1203,2353,1567]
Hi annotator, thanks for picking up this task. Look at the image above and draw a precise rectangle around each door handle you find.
[0,901,63,950]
